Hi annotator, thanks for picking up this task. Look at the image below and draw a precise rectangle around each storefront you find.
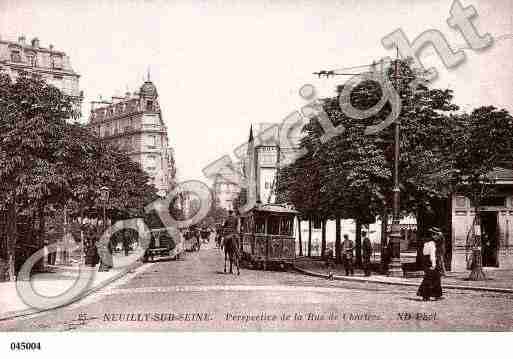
[451,171,513,271]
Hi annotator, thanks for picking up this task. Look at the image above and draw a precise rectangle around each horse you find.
[223,233,240,275]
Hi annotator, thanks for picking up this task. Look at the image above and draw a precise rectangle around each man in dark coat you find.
[362,231,373,276]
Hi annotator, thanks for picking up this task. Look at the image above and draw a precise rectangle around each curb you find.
[0,260,144,322]
[293,265,513,294]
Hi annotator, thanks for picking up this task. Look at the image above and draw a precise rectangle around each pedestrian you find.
[362,231,373,277]
[435,229,447,276]
[122,230,130,256]
[417,227,443,301]
[45,223,58,266]
[61,224,73,266]
[83,224,99,267]
[341,234,354,276]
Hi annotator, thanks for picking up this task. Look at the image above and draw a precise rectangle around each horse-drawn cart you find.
[239,203,297,270]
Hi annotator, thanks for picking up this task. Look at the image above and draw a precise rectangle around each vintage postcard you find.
[1,0,513,344]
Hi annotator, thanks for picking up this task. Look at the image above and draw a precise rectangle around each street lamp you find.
[99,186,110,229]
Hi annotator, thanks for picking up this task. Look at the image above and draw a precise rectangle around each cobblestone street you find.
[1,243,512,331]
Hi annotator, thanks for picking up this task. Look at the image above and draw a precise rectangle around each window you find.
[146,100,154,111]
[255,217,266,234]
[10,51,21,63]
[26,54,37,67]
[148,135,157,148]
[268,216,280,235]
[51,55,63,69]
[280,218,293,236]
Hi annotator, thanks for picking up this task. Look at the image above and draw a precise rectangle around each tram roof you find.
[240,203,299,216]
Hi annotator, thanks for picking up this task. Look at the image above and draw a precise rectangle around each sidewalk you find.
[294,257,513,293]
[0,249,144,321]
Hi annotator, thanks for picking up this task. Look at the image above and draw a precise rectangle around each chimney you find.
[49,44,54,51]
[31,37,40,48]
[18,35,26,44]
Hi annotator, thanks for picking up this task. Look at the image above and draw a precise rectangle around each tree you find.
[0,73,159,280]
[277,59,462,267]
[0,72,77,280]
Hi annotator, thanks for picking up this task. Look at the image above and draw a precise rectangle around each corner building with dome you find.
[87,77,176,196]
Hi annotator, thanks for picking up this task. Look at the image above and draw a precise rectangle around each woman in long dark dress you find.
[417,229,443,301]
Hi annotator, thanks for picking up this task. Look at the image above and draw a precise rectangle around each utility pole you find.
[387,46,403,277]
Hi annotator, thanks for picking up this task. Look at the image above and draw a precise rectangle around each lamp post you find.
[387,117,403,277]
[98,186,111,272]
[99,186,110,229]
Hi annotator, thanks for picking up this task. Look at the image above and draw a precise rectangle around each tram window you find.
[280,218,293,236]
[249,217,255,232]
[269,216,280,235]
[255,217,266,233]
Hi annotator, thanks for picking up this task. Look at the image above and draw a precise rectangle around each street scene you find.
[2,241,513,331]
[1,0,513,337]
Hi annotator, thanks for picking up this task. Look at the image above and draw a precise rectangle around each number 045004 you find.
[10,342,41,350]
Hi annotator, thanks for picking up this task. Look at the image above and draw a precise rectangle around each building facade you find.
[87,78,175,196]
[213,164,242,211]
[0,34,82,117]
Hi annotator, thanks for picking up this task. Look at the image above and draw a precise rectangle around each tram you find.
[239,203,298,270]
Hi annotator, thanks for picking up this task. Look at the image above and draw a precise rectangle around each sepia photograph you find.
[0,0,513,345]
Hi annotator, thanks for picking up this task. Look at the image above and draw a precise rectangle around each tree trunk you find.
[335,217,342,264]
[6,201,17,281]
[355,219,362,267]
[321,218,326,258]
[307,218,312,257]
[298,218,303,257]
[381,212,388,270]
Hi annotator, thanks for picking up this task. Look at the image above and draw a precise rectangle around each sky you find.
[1,0,512,182]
